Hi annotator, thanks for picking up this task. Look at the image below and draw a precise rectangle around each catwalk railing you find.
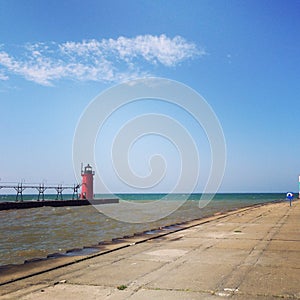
[0,183,80,201]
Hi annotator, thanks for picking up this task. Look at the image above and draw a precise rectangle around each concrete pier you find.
[0,200,299,299]
[0,198,119,210]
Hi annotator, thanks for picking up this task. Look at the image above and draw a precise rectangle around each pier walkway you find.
[0,183,80,201]
[1,200,300,299]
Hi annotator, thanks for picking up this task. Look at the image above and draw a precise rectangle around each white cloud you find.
[0,35,204,86]
[0,70,9,81]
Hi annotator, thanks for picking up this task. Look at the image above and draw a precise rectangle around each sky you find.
[0,0,299,193]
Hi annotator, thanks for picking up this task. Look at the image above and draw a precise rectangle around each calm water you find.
[0,193,285,266]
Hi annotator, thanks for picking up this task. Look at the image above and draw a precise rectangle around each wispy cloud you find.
[0,70,9,81]
[0,35,204,86]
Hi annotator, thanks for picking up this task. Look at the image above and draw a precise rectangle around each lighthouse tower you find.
[80,164,95,200]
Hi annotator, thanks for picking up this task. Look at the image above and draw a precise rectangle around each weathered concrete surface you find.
[1,200,299,299]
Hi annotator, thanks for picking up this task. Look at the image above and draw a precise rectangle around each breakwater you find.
[0,198,119,211]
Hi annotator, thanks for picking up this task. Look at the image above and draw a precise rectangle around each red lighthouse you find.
[80,164,95,200]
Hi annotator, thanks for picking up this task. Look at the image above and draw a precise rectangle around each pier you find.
[0,182,119,211]
[0,165,119,210]
[0,198,119,210]
[0,183,80,201]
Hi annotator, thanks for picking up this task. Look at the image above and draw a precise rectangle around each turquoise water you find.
[0,193,285,266]
[114,193,284,202]
[0,192,285,202]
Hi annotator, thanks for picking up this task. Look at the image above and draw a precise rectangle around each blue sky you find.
[0,0,299,193]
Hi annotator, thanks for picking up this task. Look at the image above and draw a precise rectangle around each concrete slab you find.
[145,261,235,292]
[238,265,300,298]
[129,248,189,262]
[267,240,300,251]
[14,284,117,300]
[213,238,260,250]
[128,288,221,299]
[187,247,250,265]
[256,250,300,268]
[65,259,165,286]
[272,231,300,241]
